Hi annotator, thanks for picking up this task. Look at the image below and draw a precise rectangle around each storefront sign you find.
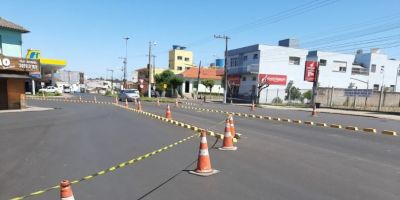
[304,61,319,82]
[0,55,40,72]
[228,75,241,85]
[259,74,287,85]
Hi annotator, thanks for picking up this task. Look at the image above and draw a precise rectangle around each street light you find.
[147,41,157,98]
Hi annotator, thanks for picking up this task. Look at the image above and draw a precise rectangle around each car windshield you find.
[124,90,138,93]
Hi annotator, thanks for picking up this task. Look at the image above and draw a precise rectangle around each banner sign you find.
[304,61,319,82]
[259,74,287,85]
[0,55,40,72]
[344,89,373,97]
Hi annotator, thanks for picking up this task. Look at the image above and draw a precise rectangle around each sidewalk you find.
[0,106,54,114]
[257,104,400,121]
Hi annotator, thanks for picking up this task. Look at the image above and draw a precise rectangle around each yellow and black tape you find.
[177,104,399,137]
[9,134,197,200]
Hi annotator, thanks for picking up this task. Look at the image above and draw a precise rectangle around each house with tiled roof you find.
[178,67,224,97]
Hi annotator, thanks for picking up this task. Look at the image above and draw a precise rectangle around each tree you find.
[154,70,175,96]
[285,81,301,102]
[201,79,215,99]
[256,78,269,104]
[302,90,312,102]
[169,76,183,97]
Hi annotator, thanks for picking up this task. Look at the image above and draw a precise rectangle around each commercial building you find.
[168,45,193,72]
[0,18,39,109]
[227,39,400,103]
[26,49,67,91]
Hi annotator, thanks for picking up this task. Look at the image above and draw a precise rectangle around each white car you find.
[118,89,140,102]
[39,86,62,93]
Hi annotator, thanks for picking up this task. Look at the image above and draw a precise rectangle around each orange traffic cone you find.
[175,99,179,107]
[189,130,219,176]
[166,104,172,119]
[157,98,160,106]
[228,115,236,139]
[219,119,237,151]
[79,96,82,103]
[125,98,129,108]
[94,96,97,103]
[60,180,75,200]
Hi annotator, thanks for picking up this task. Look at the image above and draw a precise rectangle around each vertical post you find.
[329,87,334,107]
[378,85,384,111]
[311,66,320,109]
[148,41,152,98]
[214,35,230,104]
[353,87,357,109]
[31,79,36,95]
[224,37,228,104]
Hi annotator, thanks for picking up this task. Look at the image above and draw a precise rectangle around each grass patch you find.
[35,91,62,97]
[141,97,177,103]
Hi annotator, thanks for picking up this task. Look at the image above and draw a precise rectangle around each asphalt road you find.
[1,95,399,199]
[71,94,400,132]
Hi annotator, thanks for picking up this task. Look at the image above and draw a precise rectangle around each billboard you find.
[304,61,319,82]
[0,55,40,72]
[259,74,287,85]
[344,89,373,97]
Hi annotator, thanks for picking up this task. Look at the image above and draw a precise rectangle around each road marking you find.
[382,130,397,136]
[9,134,197,200]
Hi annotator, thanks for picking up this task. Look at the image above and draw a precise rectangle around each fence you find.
[316,87,400,112]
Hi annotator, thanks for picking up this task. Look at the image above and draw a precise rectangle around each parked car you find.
[118,89,140,102]
[39,86,62,93]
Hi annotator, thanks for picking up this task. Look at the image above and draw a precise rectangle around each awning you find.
[0,74,32,79]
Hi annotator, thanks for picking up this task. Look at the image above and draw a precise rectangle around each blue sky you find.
[2,0,400,79]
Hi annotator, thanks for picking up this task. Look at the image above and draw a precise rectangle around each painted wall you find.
[0,29,22,58]
[181,78,223,94]
[169,49,193,72]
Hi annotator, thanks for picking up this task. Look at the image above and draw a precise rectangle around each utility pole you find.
[214,34,230,104]
[196,61,202,99]
[107,69,114,93]
[147,41,157,98]
[122,37,129,89]
[152,55,156,81]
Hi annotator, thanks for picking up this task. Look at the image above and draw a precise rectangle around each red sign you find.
[228,75,241,85]
[259,74,287,85]
[304,61,319,82]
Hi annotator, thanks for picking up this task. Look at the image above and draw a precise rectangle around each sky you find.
[2,0,400,80]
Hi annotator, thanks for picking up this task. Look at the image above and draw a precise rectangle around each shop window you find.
[289,56,300,65]
[371,64,376,73]
[319,59,327,66]
[373,84,379,90]
[177,56,183,60]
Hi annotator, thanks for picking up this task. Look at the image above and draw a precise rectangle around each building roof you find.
[0,17,29,33]
[180,68,223,80]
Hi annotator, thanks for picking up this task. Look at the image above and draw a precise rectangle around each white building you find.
[178,67,224,98]
[227,39,400,103]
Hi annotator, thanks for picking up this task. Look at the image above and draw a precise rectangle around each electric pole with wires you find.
[214,34,230,104]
